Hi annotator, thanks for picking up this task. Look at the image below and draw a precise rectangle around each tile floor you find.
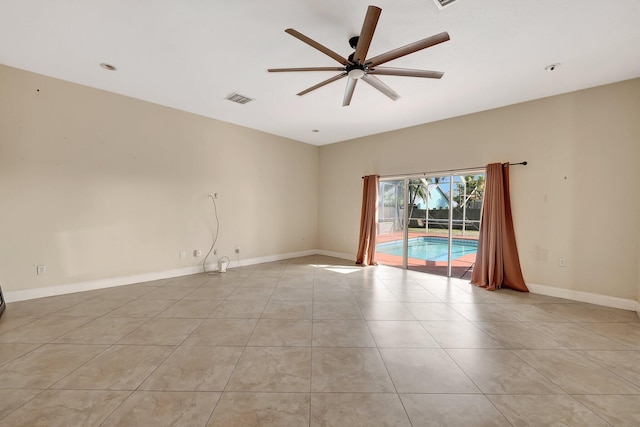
[0,255,639,426]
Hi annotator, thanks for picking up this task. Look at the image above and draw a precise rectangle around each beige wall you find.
[0,65,319,293]
[319,78,640,301]
[3,63,639,305]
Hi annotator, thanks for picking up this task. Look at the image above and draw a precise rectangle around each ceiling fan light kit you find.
[268,5,449,106]
[348,68,366,80]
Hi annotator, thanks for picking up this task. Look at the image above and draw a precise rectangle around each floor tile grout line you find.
[2,256,639,425]
[479,393,517,426]
[572,348,640,391]
[0,387,47,423]
[440,348,554,426]
[504,347,580,396]
[365,314,415,426]
[563,394,616,427]
[40,342,117,392]
[96,389,136,427]
[0,341,47,368]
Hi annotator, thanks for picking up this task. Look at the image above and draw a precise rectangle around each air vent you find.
[434,0,459,9]
[225,92,254,104]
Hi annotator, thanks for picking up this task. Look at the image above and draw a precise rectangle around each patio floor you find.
[376,232,477,279]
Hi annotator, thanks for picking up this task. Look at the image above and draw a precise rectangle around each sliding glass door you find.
[376,180,407,269]
[376,171,485,278]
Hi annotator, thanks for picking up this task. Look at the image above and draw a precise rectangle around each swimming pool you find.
[376,237,478,261]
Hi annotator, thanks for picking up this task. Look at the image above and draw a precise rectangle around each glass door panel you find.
[405,176,452,276]
[376,180,407,269]
[450,174,485,278]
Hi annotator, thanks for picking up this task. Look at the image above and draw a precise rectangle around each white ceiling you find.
[2,0,639,145]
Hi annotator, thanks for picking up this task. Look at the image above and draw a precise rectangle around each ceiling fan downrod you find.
[347,36,367,79]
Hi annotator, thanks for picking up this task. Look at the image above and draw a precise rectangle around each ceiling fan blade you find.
[342,78,358,106]
[268,67,345,72]
[297,73,347,96]
[369,67,444,79]
[285,28,350,65]
[353,5,382,64]
[362,75,400,101]
[366,32,450,67]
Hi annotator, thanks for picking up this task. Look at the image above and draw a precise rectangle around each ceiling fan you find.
[268,5,450,106]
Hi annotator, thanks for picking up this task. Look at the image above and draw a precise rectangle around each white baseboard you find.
[5,265,211,303]
[527,282,640,313]
[5,253,638,320]
[230,250,318,269]
[315,250,356,262]
[4,249,321,303]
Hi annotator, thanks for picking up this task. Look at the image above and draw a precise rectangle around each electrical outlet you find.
[36,265,47,275]
[235,247,240,254]
[194,249,202,257]
[559,257,567,267]
[179,251,186,259]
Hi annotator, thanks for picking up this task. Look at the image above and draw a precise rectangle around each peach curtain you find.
[356,175,379,266]
[471,163,528,291]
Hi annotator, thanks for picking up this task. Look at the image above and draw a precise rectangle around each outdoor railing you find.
[378,217,481,234]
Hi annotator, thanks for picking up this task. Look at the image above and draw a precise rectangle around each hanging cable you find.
[203,194,229,275]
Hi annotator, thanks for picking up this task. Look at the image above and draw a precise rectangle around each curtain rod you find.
[363,161,527,179]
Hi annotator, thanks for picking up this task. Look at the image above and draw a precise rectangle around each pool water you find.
[376,237,478,261]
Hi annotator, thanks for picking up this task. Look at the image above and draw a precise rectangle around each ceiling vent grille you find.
[434,0,459,9]
[225,92,254,104]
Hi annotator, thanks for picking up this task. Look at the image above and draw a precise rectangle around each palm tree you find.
[453,175,485,234]
[454,175,485,207]
[407,179,429,228]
